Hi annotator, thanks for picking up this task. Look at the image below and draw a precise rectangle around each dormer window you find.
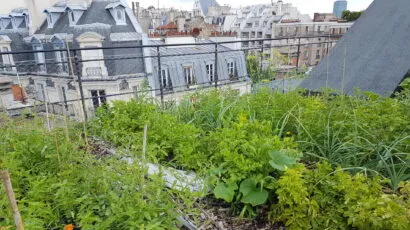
[76,32,108,78]
[44,7,65,29]
[115,7,125,25]
[11,18,17,29]
[66,6,86,26]
[70,10,75,22]
[0,17,11,30]
[0,35,15,72]
[31,37,47,73]
[47,14,53,28]
[105,3,127,25]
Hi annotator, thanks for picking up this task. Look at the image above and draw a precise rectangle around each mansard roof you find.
[149,39,248,92]
[36,0,143,41]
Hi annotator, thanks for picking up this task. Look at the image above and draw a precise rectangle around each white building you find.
[0,0,250,120]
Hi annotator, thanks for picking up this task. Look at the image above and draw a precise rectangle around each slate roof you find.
[27,0,146,78]
[300,0,410,96]
[149,39,248,93]
[36,0,137,37]
[0,29,32,74]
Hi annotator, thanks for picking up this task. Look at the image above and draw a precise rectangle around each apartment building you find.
[272,20,352,67]
[0,0,250,119]
[149,37,250,102]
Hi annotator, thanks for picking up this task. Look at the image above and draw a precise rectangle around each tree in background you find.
[342,10,363,22]
[246,49,287,83]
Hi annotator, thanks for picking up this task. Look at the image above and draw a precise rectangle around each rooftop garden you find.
[1,88,409,229]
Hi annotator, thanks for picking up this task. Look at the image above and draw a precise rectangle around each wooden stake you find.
[1,171,24,230]
[142,124,148,160]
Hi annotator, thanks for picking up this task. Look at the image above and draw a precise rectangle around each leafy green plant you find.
[239,179,268,206]
[0,117,198,229]
[271,162,410,230]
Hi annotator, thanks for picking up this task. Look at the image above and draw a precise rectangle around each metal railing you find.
[0,34,344,121]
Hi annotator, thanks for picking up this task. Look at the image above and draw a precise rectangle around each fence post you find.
[282,77,285,94]
[1,171,24,230]
[260,44,264,74]
[326,37,330,55]
[156,46,164,105]
[73,50,88,122]
[214,42,218,89]
[296,37,301,71]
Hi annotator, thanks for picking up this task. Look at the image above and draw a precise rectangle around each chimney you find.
[277,0,283,16]
[136,2,140,18]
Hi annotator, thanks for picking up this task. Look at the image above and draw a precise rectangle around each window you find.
[55,49,69,73]
[91,90,106,109]
[68,9,85,26]
[70,11,75,22]
[160,68,172,90]
[316,50,321,59]
[227,60,236,79]
[33,44,46,72]
[77,32,107,78]
[68,10,76,26]
[206,63,215,82]
[11,18,17,29]
[115,7,125,24]
[83,46,103,77]
[1,47,13,71]
[117,9,123,20]
[184,66,196,86]
[47,14,53,28]
[37,83,45,101]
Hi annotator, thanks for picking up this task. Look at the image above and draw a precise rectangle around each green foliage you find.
[0,118,196,229]
[399,77,410,91]
[90,99,202,168]
[3,87,409,228]
[239,179,268,206]
[246,51,287,83]
[342,10,363,21]
[214,182,237,203]
[271,163,410,230]
[269,150,299,171]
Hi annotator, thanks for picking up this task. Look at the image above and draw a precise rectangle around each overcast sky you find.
[128,0,374,16]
